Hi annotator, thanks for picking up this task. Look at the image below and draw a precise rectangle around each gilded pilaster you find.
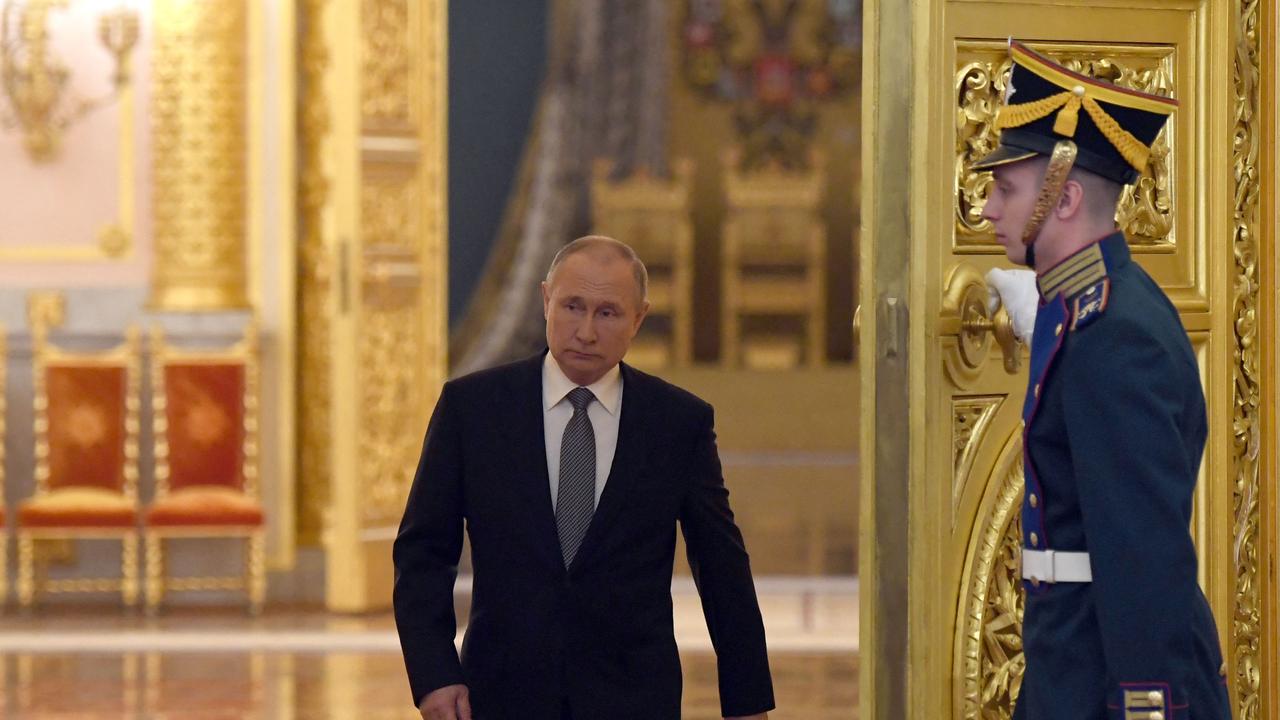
[1230,0,1264,717]
[297,0,333,545]
[149,0,250,310]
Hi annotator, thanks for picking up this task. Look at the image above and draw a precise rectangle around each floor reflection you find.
[0,650,856,718]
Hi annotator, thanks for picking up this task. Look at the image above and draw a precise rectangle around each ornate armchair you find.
[17,326,142,608]
[144,323,264,614]
[591,158,696,367]
[720,149,828,368]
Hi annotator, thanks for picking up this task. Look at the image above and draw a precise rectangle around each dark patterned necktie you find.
[556,387,596,568]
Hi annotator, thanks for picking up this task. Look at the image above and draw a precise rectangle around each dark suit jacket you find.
[1013,234,1230,720]
[394,352,774,719]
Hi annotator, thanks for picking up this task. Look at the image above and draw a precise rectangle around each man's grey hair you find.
[545,235,649,302]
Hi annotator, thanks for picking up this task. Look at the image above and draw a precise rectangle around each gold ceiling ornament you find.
[954,43,1176,251]
[0,0,139,163]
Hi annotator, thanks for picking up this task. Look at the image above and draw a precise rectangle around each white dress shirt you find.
[543,353,622,511]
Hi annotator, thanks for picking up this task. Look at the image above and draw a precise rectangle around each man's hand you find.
[985,267,1038,346]
[418,684,471,720]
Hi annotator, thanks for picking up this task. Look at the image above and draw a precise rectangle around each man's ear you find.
[541,281,551,318]
[1056,179,1086,221]
[634,299,651,332]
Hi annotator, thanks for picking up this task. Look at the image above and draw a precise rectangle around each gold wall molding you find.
[297,0,333,547]
[149,0,250,311]
[955,431,1025,720]
[1229,0,1264,716]
[954,41,1176,253]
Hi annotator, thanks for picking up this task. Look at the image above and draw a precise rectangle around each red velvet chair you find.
[144,323,264,614]
[17,327,142,608]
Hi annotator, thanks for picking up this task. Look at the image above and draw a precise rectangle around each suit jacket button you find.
[1147,690,1164,704]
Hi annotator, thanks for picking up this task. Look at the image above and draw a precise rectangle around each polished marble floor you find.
[0,579,857,719]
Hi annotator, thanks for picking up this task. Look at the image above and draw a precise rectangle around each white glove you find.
[985,268,1038,346]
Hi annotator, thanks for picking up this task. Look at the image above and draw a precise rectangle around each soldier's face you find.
[983,159,1044,265]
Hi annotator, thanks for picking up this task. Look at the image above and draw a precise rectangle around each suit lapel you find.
[507,353,565,574]
[568,362,650,574]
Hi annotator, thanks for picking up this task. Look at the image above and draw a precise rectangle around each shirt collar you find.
[542,353,623,415]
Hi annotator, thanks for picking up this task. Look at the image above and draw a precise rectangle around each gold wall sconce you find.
[0,0,139,162]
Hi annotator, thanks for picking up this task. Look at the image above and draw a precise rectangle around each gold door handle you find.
[939,264,1021,385]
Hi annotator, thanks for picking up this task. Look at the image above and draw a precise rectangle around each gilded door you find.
[311,0,448,612]
[859,0,1274,717]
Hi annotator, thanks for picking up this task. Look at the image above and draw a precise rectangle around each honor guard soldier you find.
[979,41,1232,720]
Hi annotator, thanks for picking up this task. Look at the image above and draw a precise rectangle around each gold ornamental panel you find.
[149,0,250,311]
[357,165,435,528]
[955,41,1176,252]
[955,431,1026,720]
[362,0,415,132]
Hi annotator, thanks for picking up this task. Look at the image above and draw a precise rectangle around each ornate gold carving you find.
[358,171,429,527]
[362,0,412,129]
[297,0,333,546]
[149,0,250,310]
[957,434,1026,719]
[952,396,1004,523]
[955,42,1176,251]
[1230,0,1262,716]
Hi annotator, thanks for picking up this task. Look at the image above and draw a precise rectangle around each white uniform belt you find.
[1021,549,1093,583]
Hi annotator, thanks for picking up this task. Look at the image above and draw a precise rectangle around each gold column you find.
[149,0,250,310]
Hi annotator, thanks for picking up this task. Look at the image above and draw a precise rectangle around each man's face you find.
[542,250,649,386]
[982,159,1043,265]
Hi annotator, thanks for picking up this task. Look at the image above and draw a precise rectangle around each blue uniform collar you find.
[1036,232,1129,300]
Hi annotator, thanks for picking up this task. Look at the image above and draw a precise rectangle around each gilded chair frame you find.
[591,158,696,366]
[721,149,829,368]
[145,322,264,614]
[18,326,142,608]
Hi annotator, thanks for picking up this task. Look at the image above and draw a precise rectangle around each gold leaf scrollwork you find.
[1230,0,1262,717]
[958,439,1026,719]
[954,43,1176,251]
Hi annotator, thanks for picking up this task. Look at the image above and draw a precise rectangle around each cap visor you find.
[971,144,1039,171]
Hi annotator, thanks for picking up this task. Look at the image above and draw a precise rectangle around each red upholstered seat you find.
[19,488,138,528]
[145,487,263,527]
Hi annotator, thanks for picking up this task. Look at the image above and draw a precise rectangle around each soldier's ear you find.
[1056,179,1087,221]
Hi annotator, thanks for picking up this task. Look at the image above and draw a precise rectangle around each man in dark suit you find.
[980,41,1230,719]
[394,236,774,720]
